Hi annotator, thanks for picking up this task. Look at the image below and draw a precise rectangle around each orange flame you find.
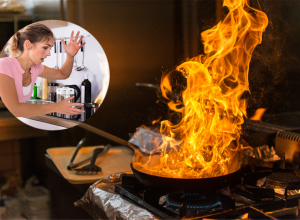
[94,93,103,104]
[250,108,267,121]
[94,52,110,105]
[133,0,268,178]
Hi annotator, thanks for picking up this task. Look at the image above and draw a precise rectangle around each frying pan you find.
[78,123,243,191]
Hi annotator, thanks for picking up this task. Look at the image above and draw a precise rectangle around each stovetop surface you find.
[114,168,300,219]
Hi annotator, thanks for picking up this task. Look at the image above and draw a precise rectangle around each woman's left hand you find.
[61,31,85,57]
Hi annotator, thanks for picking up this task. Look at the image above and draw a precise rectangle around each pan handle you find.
[78,123,141,153]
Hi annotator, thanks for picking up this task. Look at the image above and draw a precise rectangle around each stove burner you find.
[113,171,285,219]
[165,192,222,210]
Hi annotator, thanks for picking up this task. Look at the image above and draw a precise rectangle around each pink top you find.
[0,57,44,103]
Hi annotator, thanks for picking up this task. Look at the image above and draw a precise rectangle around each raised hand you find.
[61,31,86,57]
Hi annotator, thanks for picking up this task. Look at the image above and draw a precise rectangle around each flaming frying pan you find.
[79,123,242,191]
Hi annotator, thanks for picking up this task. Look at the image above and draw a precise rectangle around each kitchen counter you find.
[45,145,135,219]
[19,99,82,130]
[18,115,81,130]
[45,151,97,219]
[45,153,90,193]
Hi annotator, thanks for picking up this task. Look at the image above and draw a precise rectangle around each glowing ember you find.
[133,0,268,178]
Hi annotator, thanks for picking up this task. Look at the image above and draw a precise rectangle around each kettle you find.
[65,85,81,102]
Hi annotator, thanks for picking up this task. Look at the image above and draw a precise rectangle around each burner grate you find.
[164,192,221,210]
[113,171,300,219]
[115,176,235,219]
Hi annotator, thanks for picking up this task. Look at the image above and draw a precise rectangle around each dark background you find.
[1,0,300,218]
[248,0,300,117]
[53,0,220,147]
[72,0,300,144]
[1,0,300,180]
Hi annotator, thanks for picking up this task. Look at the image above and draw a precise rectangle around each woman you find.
[0,23,85,117]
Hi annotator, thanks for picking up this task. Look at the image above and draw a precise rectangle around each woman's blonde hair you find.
[8,23,53,57]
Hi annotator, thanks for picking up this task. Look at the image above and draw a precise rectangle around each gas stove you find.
[113,167,300,219]
[75,119,300,219]
[75,163,300,220]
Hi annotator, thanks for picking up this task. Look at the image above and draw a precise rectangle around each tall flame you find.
[134,0,268,178]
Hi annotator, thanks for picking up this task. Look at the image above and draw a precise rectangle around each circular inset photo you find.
[0,20,109,130]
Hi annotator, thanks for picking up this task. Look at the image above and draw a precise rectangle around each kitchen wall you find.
[0,0,220,181]
[246,0,300,118]
[59,0,179,145]
[36,20,109,102]
[0,1,216,146]
[0,1,184,185]
[41,0,221,147]
[4,0,300,193]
